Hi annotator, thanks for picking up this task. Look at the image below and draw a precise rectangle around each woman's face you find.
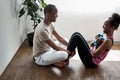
[103,20,113,34]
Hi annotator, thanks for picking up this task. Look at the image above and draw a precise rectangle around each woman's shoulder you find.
[103,39,112,45]
[103,39,113,50]
[105,38,113,44]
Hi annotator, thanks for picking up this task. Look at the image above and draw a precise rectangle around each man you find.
[33,4,71,67]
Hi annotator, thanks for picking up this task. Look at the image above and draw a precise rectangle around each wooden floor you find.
[0,39,120,80]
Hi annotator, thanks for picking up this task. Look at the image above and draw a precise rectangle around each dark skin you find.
[90,20,115,58]
[43,7,73,67]
[90,35,104,48]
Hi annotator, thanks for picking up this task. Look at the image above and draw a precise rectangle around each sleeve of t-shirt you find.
[51,24,55,32]
[39,29,50,41]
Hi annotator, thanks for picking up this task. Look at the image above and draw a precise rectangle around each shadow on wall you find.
[11,0,22,18]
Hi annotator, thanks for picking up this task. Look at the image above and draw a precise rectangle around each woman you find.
[67,13,120,68]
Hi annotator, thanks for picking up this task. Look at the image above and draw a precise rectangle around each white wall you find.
[0,0,26,75]
[42,0,120,42]
[26,0,120,42]
[53,12,120,42]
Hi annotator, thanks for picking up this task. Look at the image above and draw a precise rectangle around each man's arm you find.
[45,39,68,52]
[53,30,68,46]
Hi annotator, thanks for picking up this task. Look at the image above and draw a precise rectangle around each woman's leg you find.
[67,32,96,68]
[67,32,89,50]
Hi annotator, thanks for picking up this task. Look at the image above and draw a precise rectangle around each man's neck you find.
[44,19,51,26]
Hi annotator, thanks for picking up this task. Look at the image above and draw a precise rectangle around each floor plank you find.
[0,39,120,80]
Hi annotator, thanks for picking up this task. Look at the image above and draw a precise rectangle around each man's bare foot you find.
[54,61,69,67]
[68,50,76,58]
[54,62,66,67]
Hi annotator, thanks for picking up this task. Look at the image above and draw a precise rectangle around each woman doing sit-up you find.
[67,13,120,68]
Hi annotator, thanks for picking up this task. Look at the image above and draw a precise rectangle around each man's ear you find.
[112,26,116,30]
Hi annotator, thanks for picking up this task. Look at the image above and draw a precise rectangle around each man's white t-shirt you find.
[33,21,55,56]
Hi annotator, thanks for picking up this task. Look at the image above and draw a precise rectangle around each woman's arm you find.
[92,39,112,58]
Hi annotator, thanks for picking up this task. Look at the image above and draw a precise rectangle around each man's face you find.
[48,9,58,22]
